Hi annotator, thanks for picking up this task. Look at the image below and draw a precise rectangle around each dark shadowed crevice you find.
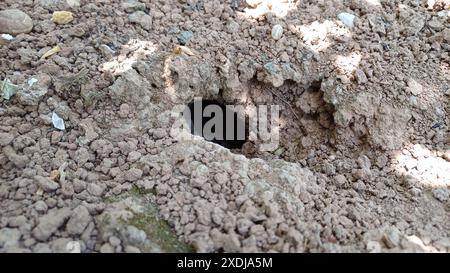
[185,99,248,149]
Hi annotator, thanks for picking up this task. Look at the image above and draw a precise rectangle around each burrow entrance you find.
[183,79,334,160]
[185,100,248,149]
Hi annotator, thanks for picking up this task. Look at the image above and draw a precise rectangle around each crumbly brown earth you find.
[0,0,449,253]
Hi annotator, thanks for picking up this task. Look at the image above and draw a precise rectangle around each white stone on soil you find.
[271,24,283,40]
[338,12,356,28]
[51,112,65,130]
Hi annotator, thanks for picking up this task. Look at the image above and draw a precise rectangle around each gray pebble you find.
[178,30,193,45]
[0,9,33,35]
[34,175,60,192]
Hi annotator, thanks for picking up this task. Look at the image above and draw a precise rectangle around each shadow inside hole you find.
[185,100,248,149]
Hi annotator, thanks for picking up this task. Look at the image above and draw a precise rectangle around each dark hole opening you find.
[185,100,248,149]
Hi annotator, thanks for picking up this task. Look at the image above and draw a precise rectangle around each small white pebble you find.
[437,10,449,17]
[337,12,356,28]
[1,34,14,41]
[271,24,283,40]
[27,78,38,87]
[51,112,65,130]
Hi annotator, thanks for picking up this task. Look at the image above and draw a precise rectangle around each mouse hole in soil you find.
[185,99,248,150]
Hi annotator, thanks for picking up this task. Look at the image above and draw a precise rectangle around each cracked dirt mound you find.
[0,0,449,253]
